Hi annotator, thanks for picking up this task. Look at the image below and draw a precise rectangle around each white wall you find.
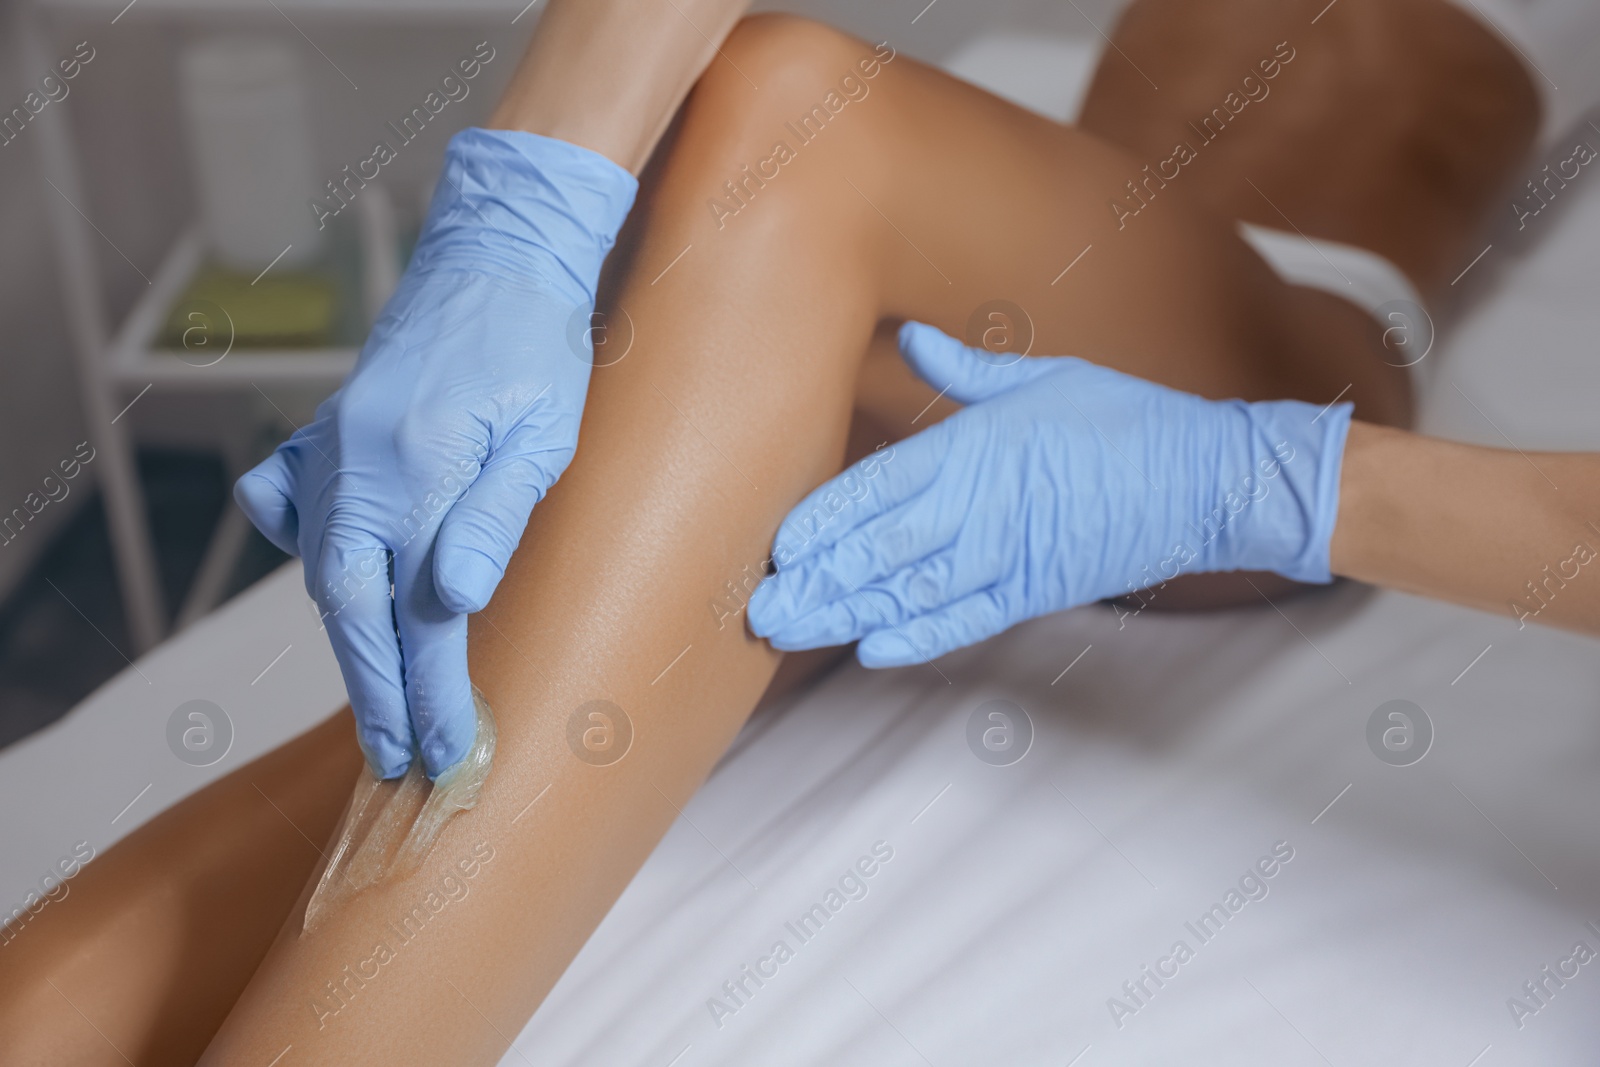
[0,1,97,596]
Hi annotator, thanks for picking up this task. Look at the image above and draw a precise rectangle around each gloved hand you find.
[746,321,1353,667]
[235,128,637,779]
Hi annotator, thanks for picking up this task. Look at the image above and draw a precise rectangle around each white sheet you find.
[524,586,1600,1066]
[5,28,1600,1067]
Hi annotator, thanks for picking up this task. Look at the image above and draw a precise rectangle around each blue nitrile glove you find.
[746,321,1353,667]
[235,128,637,778]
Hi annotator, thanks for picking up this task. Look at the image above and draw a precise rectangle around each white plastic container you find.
[178,38,324,271]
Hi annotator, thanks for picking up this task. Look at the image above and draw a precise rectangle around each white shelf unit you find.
[106,221,388,392]
[17,0,455,650]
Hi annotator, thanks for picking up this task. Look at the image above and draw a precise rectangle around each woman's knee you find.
[646,13,901,249]
[718,14,882,95]
[683,14,896,165]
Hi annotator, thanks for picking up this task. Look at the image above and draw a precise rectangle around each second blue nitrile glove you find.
[235,129,637,778]
[746,321,1353,667]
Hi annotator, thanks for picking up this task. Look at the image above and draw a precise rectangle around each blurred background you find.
[0,0,1123,749]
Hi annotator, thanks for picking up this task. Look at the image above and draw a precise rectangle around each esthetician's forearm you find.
[490,0,751,173]
[1329,421,1600,634]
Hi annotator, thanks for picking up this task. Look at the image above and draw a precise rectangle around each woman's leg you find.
[0,714,362,1065]
[1078,0,1539,295]
[190,17,1424,1063]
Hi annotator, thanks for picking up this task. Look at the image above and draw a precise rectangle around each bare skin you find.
[1077,0,1540,296]
[0,2,1545,1062]
[1332,423,1600,634]
[488,0,749,173]
[0,714,361,1066]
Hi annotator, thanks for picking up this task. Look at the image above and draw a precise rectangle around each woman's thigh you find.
[783,30,1404,419]
[1076,0,1539,295]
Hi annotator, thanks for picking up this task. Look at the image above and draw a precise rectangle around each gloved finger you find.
[761,550,956,651]
[234,451,300,556]
[856,587,1012,668]
[394,537,477,779]
[750,486,957,637]
[765,422,947,578]
[899,320,1071,405]
[314,531,413,778]
[434,422,571,615]
[749,431,948,641]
